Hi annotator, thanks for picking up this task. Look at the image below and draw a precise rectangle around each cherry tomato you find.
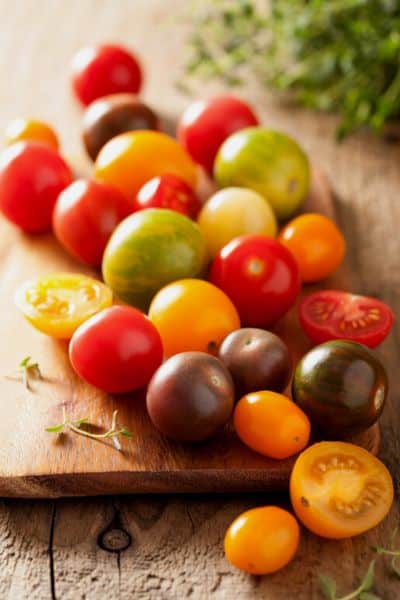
[0,142,73,233]
[300,290,394,348]
[5,118,59,150]
[234,391,310,459]
[210,235,300,328]
[69,305,163,393]
[198,187,277,258]
[134,174,202,219]
[148,279,241,358]
[53,179,131,266]
[178,95,259,174]
[278,213,346,283]
[15,273,112,339]
[71,44,142,106]
[94,131,197,203]
[224,506,300,575]
[290,442,394,539]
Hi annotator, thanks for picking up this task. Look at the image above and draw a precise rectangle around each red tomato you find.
[71,44,143,106]
[53,179,132,266]
[210,235,300,328]
[177,95,259,174]
[0,142,73,233]
[69,305,163,393]
[134,174,202,219]
[300,290,394,348]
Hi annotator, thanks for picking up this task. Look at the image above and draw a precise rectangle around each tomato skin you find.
[290,442,394,539]
[0,142,73,233]
[94,131,197,203]
[149,279,240,358]
[5,118,59,150]
[69,305,163,393]
[279,213,346,283]
[177,95,259,174]
[224,506,300,575]
[53,179,131,266]
[134,174,202,219]
[234,391,310,459]
[209,234,301,328]
[300,290,394,348]
[71,44,142,106]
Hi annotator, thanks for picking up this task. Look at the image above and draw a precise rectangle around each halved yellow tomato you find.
[290,441,394,539]
[15,273,112,339]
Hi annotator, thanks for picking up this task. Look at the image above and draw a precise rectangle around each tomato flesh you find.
[300,290,394,348]
[290,442,394,539]
[15,273,113,339]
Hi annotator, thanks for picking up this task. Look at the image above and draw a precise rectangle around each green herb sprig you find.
[373,526,400,578]
[184,0,400,139]
[5,356,42,390]
[319,560,379,600]
[46,407,133,451]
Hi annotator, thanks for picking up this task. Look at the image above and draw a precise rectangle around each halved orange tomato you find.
[15,273,112,339]
[290,442,394,539]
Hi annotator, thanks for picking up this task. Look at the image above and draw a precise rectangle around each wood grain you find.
[0,0,399,598]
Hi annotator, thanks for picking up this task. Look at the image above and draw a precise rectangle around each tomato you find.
[134,174,202,219]
[290,442,394,539]
[224,506,300,575]
[177,95,259,174]
[69,305,163,393]
[94,131,197,203]
[214,127,310,220]
[103,209,207,309]
[198,187,277,258]
[15,273,112,339]
[53,179,131,267]
[234,391,310,459]
[148,279,240,358]
[5,118,59,150]
[0,142,73,233]
[71,44,142,106]
[209,235,301,328]
[300,290,394,348]
[292,340,387,437]
[279,214,346,282]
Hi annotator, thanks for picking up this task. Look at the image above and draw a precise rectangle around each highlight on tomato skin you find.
[290,441,394,540]
[299,290,394,348]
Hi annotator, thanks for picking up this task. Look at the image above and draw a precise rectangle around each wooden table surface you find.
[0,1,399,598]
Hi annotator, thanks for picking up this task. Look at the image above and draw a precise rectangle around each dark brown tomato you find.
[292,340,387,437]
[218,328,292,396]
[146,351,234,442]
[82,93,159,160]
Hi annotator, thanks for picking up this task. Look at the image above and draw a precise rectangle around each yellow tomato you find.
[15,273,112,339]
[5,118,59,150]
[224,506,300,575]
[148,279,240,357]
[290,442,394,539]
[198,187,277,258]
[94,130,198,202]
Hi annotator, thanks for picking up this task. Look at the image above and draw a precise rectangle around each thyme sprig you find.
[5,356,43,390]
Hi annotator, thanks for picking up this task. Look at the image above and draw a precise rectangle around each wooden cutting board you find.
[0,166,380,498]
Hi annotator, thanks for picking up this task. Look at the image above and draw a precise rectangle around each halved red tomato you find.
[300,290,393,348]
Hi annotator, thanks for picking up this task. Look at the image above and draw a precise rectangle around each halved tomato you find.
[15,273,112,339]
[290,442,394,539]
[300,290,394,348]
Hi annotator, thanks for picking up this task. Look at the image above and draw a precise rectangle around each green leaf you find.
[45,424,64,433]
[318,573,336,599]
[359,592,382,600]
[120,429,133,438]
[73,417,89,426]
[360,561,375,592]
[19,356,31,368]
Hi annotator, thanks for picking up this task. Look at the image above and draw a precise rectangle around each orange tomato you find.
[224,506,300,575]
[234,391,310,459]
[148,279,240,358]
[94,130,197,202]
[5,118,59,150]
[290,442,394,539]
[278,213,345,283]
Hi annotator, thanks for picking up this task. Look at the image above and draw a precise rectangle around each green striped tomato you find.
[214,127,310,220]
[102,208,207,309]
